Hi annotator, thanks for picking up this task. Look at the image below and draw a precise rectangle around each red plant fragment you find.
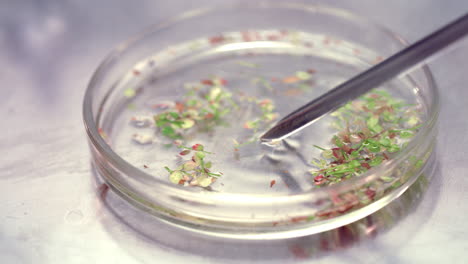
[365,188,376,200]
[314,175,325,185]
[290,216,308,223]
[383,153,390,160]
[179,150,191,156]
[267,35,280,41]
[204,113,214,119]
[219,78,227,86]
[175,102,185,113]
[242,31,252,42]
[270,180,276,188]
[192,143,203,151]
[152,103,169,110]
[361,162,371,169]
[201,79,214,86]
[209,35,225,44]
[342,144,351,153]
[332,148,342,160]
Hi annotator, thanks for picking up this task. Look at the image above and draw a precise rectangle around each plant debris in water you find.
[125,58,421,189]
[309,89,421,187]
[164,143,222,187]
[150,75,279,187]
[153,77,236,140]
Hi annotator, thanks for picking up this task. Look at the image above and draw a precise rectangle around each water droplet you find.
[130,115,153,128]
[65,210,84,225]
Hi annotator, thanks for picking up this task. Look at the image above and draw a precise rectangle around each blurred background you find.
[1,1,467,263]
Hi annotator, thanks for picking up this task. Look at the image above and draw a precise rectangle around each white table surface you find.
[1,0,468,263]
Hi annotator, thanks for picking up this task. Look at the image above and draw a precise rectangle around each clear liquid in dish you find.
[100,30,424,194]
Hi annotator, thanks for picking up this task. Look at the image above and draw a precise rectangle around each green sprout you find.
[124,88,136,98]
[153,77,236,141]
[165,143,221,187]
[252,77,273,91]
[310,89,421,187]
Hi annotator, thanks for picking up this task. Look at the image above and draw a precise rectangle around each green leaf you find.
[169,112,180,119]
[124,88,136,98]
[186,99,198,107]
[169,170,184,184]
[171,121,185,128]
[182,161,198,171]
[368,143,381,153]
[313,145,326,151]
[194,154,203,165]
[380,176,394,182]
[333,135,344,147]
[350,151,359,158]
[367,116,382,133]
[400,130,414,138]
[368,156,383,167]
[415,159,423,168]
[379,138,391,147]
[193,144,204,151]
[195,151,205,159]
[161,126,177,139]
[387,144,400,153]
[367,116,378,126]
[348,160,361,168]
[180,119,195,129]
[407,116,419,126]
[295,71,311,80]
[382,111,396,122]
[322,150,334,159]
[311,159,327,169]
[197,175,214,187]
[331,168,356,175]
[373,89,391,98]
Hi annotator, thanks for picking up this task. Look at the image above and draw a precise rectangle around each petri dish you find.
[83,2,439,239]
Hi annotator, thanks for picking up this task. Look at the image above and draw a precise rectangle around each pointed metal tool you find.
[261,12,468,142]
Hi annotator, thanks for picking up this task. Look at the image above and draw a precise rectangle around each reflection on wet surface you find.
[92,151,439,262]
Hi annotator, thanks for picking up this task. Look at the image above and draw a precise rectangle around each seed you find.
[349,134,361,143]
[295,71,311,80]
[270,180,276,188]
[179,150,191,156]
[169,171,184,184]
[192,144,204,151]
[180,118,195,129]
[182,161,198,170]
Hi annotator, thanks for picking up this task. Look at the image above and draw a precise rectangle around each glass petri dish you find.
[83,2,439,239]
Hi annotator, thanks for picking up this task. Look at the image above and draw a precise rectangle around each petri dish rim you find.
[83,2,439,236]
